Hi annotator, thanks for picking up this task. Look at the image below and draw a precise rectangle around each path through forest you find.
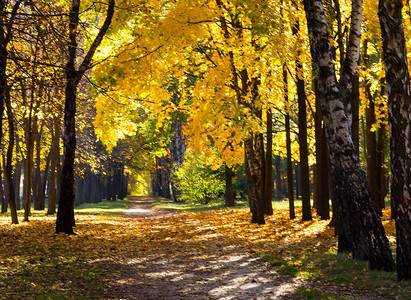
[100,197,396,300]
[105,196,304,299]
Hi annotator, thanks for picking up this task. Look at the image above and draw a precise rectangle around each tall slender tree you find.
[56,0,115,234]
[378,0,411,280]
[0,0,22,224]
[303,0,394,271]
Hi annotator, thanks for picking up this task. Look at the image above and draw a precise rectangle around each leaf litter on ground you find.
[0,197,409,299]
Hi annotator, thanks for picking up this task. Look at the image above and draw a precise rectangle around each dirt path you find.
[103,196,303,299]
[103,197,387,300]
[124,196,175,218]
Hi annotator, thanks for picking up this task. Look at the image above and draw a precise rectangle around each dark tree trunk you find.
[244,136,265,224]
[0,0,21,223]
[314,79,330,220]
[378,0,411,280]
[376,125,386,211]
[283,66,295,219]
[0,162,5,213]
[56,0,115,234]
[75,178,84,206]
[304,0,394,271]
[0,0,22,152]
[156,156,171,198]
[363,39,381,215]
[263,108,273,215]
[351,74,360,154]
[47,116,59,215]
[224,165,235,207]
[33,121,44,210]
[295,164,301,199]
[90,172,102,203]
[5,83,17,224]
[274,155,282,199]
[292,12,311,221]
[23,98,36,222]
[170,119,185,202]
[13,156,21,211]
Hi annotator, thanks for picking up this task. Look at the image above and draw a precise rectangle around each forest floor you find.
[110,196,303,299]
[1,196,410,299]
[101,196,403,300]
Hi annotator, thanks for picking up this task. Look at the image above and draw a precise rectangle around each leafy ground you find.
[0,197,410,299]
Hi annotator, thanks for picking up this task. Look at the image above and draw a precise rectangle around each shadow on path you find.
[101,196,304,299]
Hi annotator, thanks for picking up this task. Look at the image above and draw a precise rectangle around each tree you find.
[303,0,394,271]
[56,0,115,234]
[0,0,22,224]
[378,0,411,280]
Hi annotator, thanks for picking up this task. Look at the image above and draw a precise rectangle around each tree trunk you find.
[224,165,235,207]
[39,149,51,210]
[0,0,22,151]
[0,160,5,213]
[244,136,265,224]
[5,83,18,224]
[314,79,330,220]
[0,0,21,222]
[263,108,273,215]
[13,142,21,211]
[23,92,36,222]
[352,74,360,154]
[274,155,282,199]
[56,0,115,234]
[304,0,394,271]
[156,156,171,198]
[292,11,311,221]
[378,0,411,280]
[376,125,386,211]
[283,66,295,219]
[33,120,44,210]
[170,119,185,202]
[47,116,59,215]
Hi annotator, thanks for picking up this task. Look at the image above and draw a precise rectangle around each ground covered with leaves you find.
[0,197,410,299]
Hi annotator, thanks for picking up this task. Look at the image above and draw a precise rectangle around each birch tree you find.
[378,0,411,280]
[303,0,394,271]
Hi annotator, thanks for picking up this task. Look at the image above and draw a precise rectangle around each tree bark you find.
[56,0,115,234]
[283,66,295,219]
[292,8,311,221]
[224,165,235,207]
[244,136,265,224]
[263,108,273,215]
[33,120,44,210]
[0,160,5,213]
[274,155,283,199]
[47,116,59,215]
[4,83,18,224]
[170,119,185,202]
[378,0,411,280]
[304,0,394,271]
[156,156,171,198]
[314,78,330,220]
[13,135,21,211]
[0,0,21,223]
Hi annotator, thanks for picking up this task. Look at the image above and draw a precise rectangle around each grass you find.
[152,198,249,211]
[75,200,130,216]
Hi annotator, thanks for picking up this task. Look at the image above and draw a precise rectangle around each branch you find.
[5,0,23,45]
[76,0,115,81]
